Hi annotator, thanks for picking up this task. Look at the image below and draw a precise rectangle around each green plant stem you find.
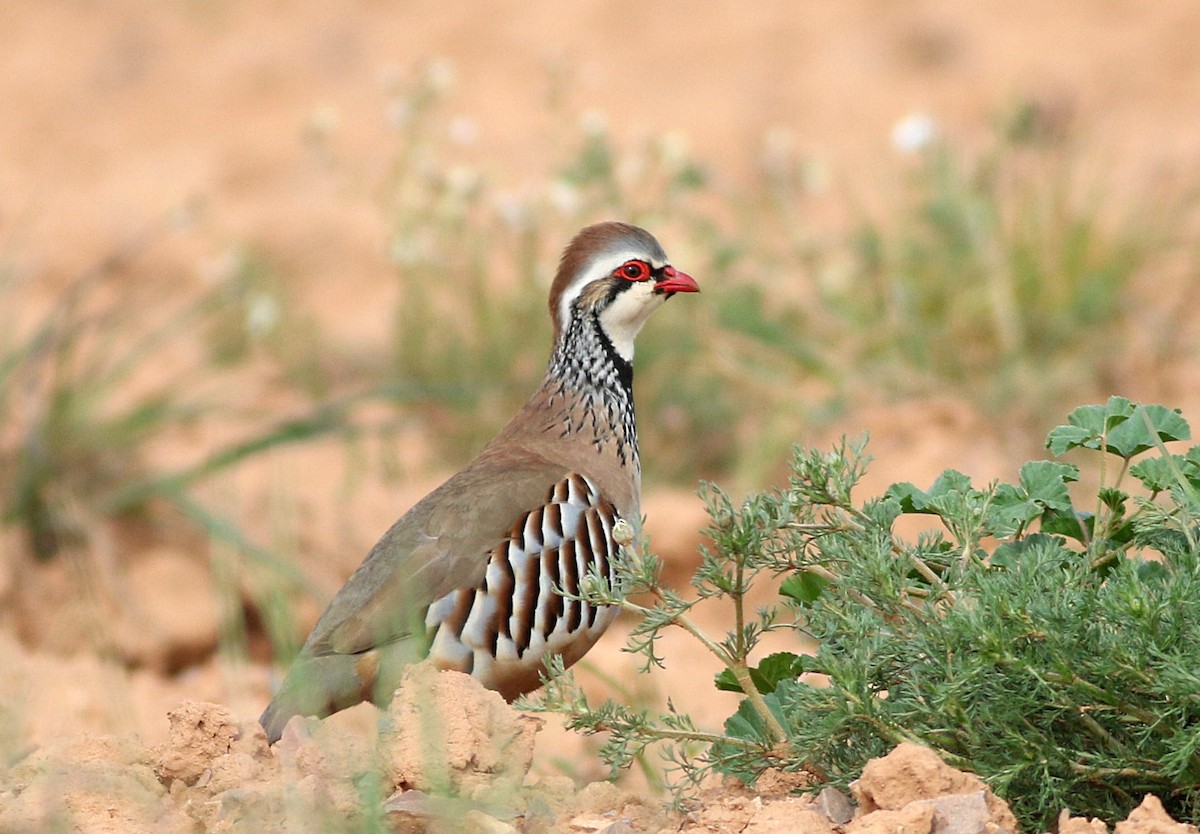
[1077,710,1127,755]
[1068,763,1171,783]
[844,506,951,597]
[1140,407,1200,552]
[617,595,790,745]
[612,725,764,750]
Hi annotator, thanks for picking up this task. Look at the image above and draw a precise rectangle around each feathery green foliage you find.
[529,398,1200,829]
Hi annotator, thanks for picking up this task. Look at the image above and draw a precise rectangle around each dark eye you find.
[618,260,651,281]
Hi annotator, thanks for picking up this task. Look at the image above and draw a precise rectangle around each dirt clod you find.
[1060,811,1111,834]
[745,799,835,834]
[853,743,1019,833]
[1114,795,1199,834]
[847,801,937,834]
[0,733,192,834]
[155,700,242,787]
[380,662,542,803]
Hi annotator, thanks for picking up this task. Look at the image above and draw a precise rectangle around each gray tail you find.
[259,652,370,744]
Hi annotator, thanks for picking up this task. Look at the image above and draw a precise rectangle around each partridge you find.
[260,221,699,743]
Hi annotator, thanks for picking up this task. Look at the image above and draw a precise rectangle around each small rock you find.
[746,799,834,834]
[383,789,436,817]
[918,791,992,834]
[595,822,636,834]
[1115,794,1196,834]
[847,802,936,834]
[817,786,855,825]
[464,809,519,834]
[154,701,238,786]
[1059,809,1109,834]
[384,789,435,834]
[853,743,1019,833]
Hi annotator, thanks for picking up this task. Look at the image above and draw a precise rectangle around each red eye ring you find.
[617,260,651,281]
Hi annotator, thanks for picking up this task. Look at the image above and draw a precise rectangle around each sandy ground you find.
[5,2,1200,832]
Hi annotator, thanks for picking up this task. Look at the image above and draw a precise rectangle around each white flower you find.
[548,178,581,216]
[448,116,478,146]
[494,192,532,232]
[307,105,340,137]
[245,293,280,338]
[657,131,690,169]
[444,165,480,198]
[579,109,608,137]
[425,58,456,92]
[891,111,938,154]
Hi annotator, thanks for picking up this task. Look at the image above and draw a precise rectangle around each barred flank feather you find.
[424,474,622,700]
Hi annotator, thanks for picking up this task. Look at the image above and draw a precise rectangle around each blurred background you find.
[3,0,1200,781]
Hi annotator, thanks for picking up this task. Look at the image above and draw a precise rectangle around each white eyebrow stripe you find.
[557,247,668,325]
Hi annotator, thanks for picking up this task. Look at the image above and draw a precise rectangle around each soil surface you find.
[4,2,1200,832]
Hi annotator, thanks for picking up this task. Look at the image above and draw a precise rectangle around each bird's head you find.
[548,221,699,362]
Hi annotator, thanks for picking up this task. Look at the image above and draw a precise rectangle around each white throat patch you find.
[597,282,665,361]
[557,248,668,361]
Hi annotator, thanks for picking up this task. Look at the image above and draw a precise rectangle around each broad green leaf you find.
[988,482,1041,539]
[1104,404,1190,458]
[921,492,977,519]
[720,691,788,745]
[990,533,1077,570]
[1045,399,1127,455]
[780,571,829,607]
[1098,487,1127,514]
[886,470,978,517]
[1040,507,1092,543]
[1046,400,1189,459]
[928,469,973,497]
[1131,448,1200,493]
[1045,424,1096,457]
[1019,461,1079,512]
[756,652,810,686]
[715,652,811,694]
[1102,396,1137,428]
[885,482,927,514]
[1130,457,1182,492]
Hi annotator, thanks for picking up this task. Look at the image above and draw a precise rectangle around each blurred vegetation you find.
[1,62,1198,680]
[360,68,1198,489]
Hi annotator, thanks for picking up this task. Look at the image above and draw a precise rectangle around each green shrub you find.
[529,397,1200,829]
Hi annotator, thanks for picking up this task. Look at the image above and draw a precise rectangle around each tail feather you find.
[259,652,372,744]
[260,639,424,743]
